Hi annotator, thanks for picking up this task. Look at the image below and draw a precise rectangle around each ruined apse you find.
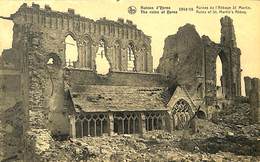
[157,16,242,106]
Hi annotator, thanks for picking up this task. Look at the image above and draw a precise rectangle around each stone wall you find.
[0,3,157,161]
[0,72,22,161]
[65,69,168,87]
[11,3,153,73]
[157,16,242,107]
[244,76,252,97]
[0,22,65,161]
[0,102,23,161]
[244,77,260,123]
[0,73,21,108]
[157,24,204,100]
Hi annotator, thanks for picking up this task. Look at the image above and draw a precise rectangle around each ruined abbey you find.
[0,3,259,162]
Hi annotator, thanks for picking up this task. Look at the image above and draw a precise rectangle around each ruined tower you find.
[157,16,242,111]
[219,16,241,97]
[220,16,237,47]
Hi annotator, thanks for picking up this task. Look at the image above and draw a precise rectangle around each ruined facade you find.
[0,4,198,161]
[157,16,242,116]
[7,3,155,137]
[0,3,247,162]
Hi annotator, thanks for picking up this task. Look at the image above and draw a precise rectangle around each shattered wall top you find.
[10,3,151,44]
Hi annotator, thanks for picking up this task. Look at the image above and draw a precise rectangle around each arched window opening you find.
[46,53,61,67]
[74,113,108,138]
[216,55,224,98]
[47,58,54,65]
[172,99,191,130]
[127,43,135,71]
[145,112,165,131]
[197,110,206,119]
[65,35,78,67]
[113,112,140,134]
[95,39,110,75]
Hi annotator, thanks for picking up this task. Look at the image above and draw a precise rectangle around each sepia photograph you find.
[0,0,259,161]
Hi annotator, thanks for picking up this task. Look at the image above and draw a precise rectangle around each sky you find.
[0,0,260,95]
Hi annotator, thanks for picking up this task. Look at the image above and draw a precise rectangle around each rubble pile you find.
[50,130,259,162]
[213,103,251,126]
[47,103,258,162]
[2,103,259,161]
[212,103,259,136]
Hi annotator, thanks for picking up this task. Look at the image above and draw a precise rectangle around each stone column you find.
[165,111,173,133]
[112,46,117,70]
[91,44,99,70]
[139,112,146,135]
[85,42,91,69]
[135,50,141,72]
[147,54,153,72]
[70,115,76,138]
[108,112,114,136]
[249,78,260,123]
[244,76,252,97]
[121,48,127,71]
[106,46,113,71]
[161,115,166,130]
[77,41,84,68]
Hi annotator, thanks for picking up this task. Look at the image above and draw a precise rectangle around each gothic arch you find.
[46,53,62,67]
[95,36,109,47]
[64,33,78,67]
[215,49,229,99]
[171,99,191,113]
[171,99,192,130]
[83,34,93,44]
[197,110,206,119]
[94,38,112,74]
[64,31,77,41]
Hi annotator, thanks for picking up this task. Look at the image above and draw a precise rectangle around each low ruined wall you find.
[65,69,168,87]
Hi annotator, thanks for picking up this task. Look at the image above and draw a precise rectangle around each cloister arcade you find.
[70,99,193,138]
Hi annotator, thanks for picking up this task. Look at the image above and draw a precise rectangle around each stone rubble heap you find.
[0,103,259,162]
[32,103,258,162]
